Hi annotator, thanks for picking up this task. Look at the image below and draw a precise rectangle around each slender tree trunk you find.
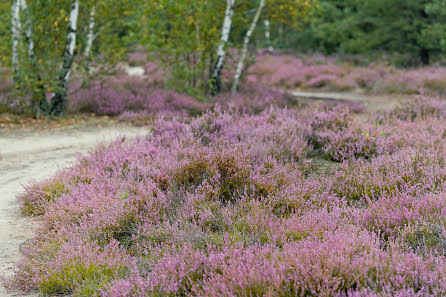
[20,0,48,117]
[264,19,273,51]
[11,0,21,87]
[420,48,430,65]
[210,0,235,95]
[279,23,284,47]
[50,0,79,116]
[20,0,35,65]
[231,0,265,95]
[84,6,96,71]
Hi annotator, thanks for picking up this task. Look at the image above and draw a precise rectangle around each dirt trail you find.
[287,90,409,112]
[0,124,147,297]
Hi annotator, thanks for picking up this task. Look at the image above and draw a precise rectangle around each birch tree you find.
[11,0,21,87]
[20,0,35,65]
[210,0,235,95]
[264,19,273,51]
[1,0,141,116]
[231,0,317,95]
[84,5,96,70]
[231,0,265,95]
[50,0,80,115]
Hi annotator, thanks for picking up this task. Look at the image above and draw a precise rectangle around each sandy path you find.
[0,125,147,296]
[287,90,409,112]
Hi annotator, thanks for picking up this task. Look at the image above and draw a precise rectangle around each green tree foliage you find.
[144,0,318,95]
[423,0,446,54]
[1,0,319,115]
[0,2,11,68]
[77,0,139,69]
[1,0,138,116]
[143,0,227,94]
[288,0,446,65]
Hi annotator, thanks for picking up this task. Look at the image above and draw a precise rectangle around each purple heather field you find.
[5,53,446,296]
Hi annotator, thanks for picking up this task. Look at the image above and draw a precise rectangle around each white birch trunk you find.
[264,19,273,51]
[50,0,79,115]
[11,0,21,85]
[63,0,79,83]
[84,6,96,59]
[231,0,265,95]
[210,0,235,94]
[20,0,36,65]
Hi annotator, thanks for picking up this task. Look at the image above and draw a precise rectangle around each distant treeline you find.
[274,0,446,66]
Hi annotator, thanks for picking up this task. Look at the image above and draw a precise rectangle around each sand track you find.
[0,125,146,296]
[286,90,407,112]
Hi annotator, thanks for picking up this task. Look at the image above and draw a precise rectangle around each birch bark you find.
[84,6,96,67]
[210,0,235,95]
[11,0,21,86]
[50,0,79,115]
[264,19,273,51]
[20,0,36,67]
[231,0,265,95]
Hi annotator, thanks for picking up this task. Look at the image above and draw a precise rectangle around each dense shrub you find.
[387,93,446,121]
[307,105,398,161]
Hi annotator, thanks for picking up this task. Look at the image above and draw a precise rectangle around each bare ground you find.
[286,90,410,113]
[0,124,147,296]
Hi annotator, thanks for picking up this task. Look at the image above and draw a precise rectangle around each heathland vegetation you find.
[2,0,446,296]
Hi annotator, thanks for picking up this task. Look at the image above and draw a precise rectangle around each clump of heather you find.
[249,52,446,96]
[68,72,207,117]
[67,72,289,120]
[214,84,292,114]
[106,229,446,296]
[9,96,446,296]
[387,92,446,121]
[307,105,398,161]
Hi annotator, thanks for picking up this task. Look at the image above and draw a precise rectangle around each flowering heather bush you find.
[307,105,399,161]
[67,51,446,121]
[386,93,446,121]
[248,52,446,96]
[214,84,292,114]
[5,52,446,117]
[68,71,206,117]
[329,148,446,203]
[67,65,289,119]
[9,95,446,296]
